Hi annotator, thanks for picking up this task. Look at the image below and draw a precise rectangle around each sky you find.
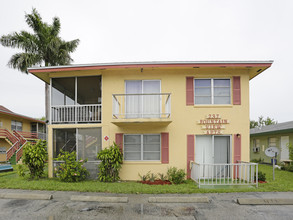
[0,0,292,122]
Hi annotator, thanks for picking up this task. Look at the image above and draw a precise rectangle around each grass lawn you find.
[0,164,292,194]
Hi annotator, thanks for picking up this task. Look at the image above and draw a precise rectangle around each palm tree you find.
[0,8,80,121]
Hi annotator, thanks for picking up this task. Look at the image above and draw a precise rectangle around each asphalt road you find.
[0,189,292,220]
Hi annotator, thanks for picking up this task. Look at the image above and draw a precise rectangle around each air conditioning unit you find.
[253,147,260,153]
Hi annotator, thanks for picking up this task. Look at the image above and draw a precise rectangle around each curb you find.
[0,193,53,200]
[237,198,293,205]
[148,197,209,203]
[71,195,129,203]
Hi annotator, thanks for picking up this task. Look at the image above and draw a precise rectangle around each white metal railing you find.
[51,104,101,123]
[190,161,258,188]
[112,93,171,119]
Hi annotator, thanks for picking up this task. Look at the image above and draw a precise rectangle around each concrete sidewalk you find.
[0,188,292,205]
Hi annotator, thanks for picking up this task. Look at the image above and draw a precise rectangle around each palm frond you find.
[0,31,38,52]
[50,17,61,37]
[8,52,43,73]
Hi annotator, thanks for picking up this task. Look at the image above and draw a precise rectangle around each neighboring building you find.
[250,121,293,164]
[28,61,273,180]
[0,105,46,163]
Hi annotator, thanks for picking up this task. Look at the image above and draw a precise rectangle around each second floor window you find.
[125,80,161,118]
[11,120,22,131]
[194,79,231,105]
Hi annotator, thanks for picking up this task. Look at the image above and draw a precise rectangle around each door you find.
[195,136,213,178]
[195,135,230,179]
[214,136,230,177]
[281,136,289,161]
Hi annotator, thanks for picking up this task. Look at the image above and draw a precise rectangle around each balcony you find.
[51,104,101,124]
[50,76,101,124]
[112,93,171,125]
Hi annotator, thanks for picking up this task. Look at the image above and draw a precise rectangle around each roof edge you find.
[28,60,274,73]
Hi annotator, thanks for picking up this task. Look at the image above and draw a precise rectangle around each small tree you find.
[97,142,123,182]
[22,140,47,179]
[250,116,277,129]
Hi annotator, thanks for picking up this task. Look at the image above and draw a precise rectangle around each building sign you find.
[198,114,229,135]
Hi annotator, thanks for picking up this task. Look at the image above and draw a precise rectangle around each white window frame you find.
[124,80,162,118]
[194,78,231,105]
[268,137,277,147]
[0,147,6,154]
[123,134,161,161]
[11,120,22,131]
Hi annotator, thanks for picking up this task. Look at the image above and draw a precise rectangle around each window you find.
[253,139,260,153]
[0,147,6,154]
[124,134,160,161]
[125,80,161,118]
[194,79,231,104]
[268,138,277,147]
[11,120,22,131]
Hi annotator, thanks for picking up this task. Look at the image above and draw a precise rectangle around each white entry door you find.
[195,135,230,178]
[280,136,289,161]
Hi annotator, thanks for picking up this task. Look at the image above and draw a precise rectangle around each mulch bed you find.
[258,181,267,183]
[140,180,172,185]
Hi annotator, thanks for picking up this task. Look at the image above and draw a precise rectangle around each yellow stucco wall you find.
[0,139,10,161]
[47,67,250,180]
[0,114,32,132]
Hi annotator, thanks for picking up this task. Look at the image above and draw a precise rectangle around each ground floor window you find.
[0,147,6,154]
[124,134,160,161]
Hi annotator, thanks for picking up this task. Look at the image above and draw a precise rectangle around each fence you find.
[190,161,258,188]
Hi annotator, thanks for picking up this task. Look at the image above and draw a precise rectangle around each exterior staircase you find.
[0,128,27,165]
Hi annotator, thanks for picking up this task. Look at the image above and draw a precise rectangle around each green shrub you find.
[55,150,89,182]
[167,167,186,184]
[138,171,151,181]
[255,171,266,181]
[251,158,263,163]
[97,142,123,182]
[158,173,167,181]
[281,164,293,172]
[22,140,47,179]
[149,173,157,182]
[16,164,28,177]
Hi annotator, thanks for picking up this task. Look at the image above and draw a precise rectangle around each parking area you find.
[0,189,292,219]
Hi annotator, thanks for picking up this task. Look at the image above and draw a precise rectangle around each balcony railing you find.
[190,161,258,188]
[51,104,101,124]
[112,93,171,119]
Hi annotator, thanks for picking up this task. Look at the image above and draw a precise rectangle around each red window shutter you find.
[233,76,241,105]
[187,135,195,178]
[115,133,123,152]
[186,77,194,105]
[234,134,241,178]
[161,132,169,164]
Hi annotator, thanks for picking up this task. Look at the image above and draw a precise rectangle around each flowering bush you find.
[55,150,89,182]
